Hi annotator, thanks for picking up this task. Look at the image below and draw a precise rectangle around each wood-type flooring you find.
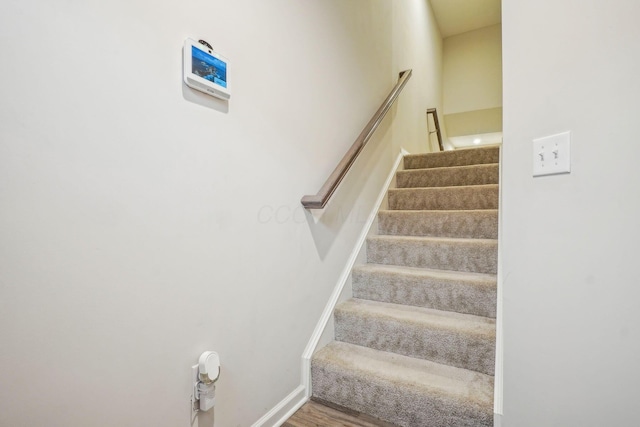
[282,399,399,427]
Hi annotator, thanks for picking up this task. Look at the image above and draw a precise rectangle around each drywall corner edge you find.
[494,144,504,416]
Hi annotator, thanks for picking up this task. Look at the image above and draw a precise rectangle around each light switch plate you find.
[533,131,571,177]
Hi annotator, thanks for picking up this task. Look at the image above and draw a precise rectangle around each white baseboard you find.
[250,385,307,427]
[300,149,408,396]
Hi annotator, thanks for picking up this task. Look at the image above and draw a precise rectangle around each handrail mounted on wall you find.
[301,70,413,209]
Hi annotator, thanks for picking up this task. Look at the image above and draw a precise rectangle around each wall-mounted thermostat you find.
[183,38,230,100]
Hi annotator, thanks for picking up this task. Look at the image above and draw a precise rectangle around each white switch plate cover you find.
[533,131,571,177]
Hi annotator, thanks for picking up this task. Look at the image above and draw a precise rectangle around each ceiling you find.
[430,0,502,38]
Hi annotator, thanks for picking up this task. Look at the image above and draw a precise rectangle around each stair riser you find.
[311,361,493,427]
[396,164,498,188]
[335,310,495,375]
[404,147,499,169]
[388,186,498,210]
[367,238,498,274]
[378,210,498,239]
[352,269,497,318]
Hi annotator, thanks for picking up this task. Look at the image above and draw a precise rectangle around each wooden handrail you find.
[301,69,413,209]
[427,108,444,151]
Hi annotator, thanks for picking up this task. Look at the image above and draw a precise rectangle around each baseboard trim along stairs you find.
[310,146,500,427]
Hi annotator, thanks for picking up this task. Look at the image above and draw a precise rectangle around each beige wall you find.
[502,0,640,425]
[0,1,442,426]
[443,24,502,137]
[443,23,502,114]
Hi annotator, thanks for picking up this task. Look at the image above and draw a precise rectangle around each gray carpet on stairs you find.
[311,146,500,427]
[367,235,498,275]
[335,299,496,375]
[352,264,497,318]
[404,145,499,169]
[388,184,499,210]
[378,209,498,239]
[396,163,499,188]
[312,342,494,427]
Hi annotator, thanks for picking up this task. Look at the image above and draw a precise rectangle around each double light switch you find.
[533,131,571,177]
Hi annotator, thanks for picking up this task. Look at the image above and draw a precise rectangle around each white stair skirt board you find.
[494,141,504,417]
[300,149,408,395]
[250,150,407,427]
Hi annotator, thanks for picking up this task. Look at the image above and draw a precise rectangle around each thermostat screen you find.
[192,46,227,88]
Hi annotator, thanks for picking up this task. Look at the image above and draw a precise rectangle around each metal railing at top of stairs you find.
[301,70,412,210]
[427,108,444,152]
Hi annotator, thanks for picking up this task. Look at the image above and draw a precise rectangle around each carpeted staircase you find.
[311,145,500,427]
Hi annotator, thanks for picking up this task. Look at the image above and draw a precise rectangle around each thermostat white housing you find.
[183,38,230,100]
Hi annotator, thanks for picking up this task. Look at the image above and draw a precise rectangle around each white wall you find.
[392,0,444,153]
[502,1,640,425]
[0,1,442,426]
[443,24,502,116]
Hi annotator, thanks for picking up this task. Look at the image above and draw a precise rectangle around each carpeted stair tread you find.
[378,209,498,239]
[367,235,498,274]
[335,298,496,375]
[311,341,494,427]
[352,264,497,318]
[388,184,499,210]
[404,146,499,170]
[396,163,498,188]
